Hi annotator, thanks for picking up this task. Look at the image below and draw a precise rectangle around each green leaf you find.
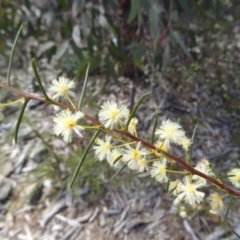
[70,129,101,188]
[105,57,117,79]
[81,13,89,37]
[7,24,23,85]
[178,0,192,17]
[24,0,31,10]
[140,0,151,10]
[55,41,69,60]
[171,10,179,22]
[75,58,89,79]
[78,64,90,110]
[149,4,160,41]
[87,35,94,55]
[166,178,171,194]
[223,196,234,225]
[70,40,84,62]
[189,122,198,164]
[127,0,140,24]
[31,59,51,102]
[230,229,240,239]
[15,99,30,144]
[133,58,142,69]
[37,41,55,57]
[72,0,84,18]
[110,160,130,182]
[169,29,192,60]
[162,43,170,72]
[128,43,146,69]
[72,25,81,48]
[113,155,123,165]
[132,45,148,59]
[151,113,159,144]
[125,92,150,131]
[59,0,69,9]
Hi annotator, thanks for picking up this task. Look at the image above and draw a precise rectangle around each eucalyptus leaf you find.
[127,0,140,24]
[178,0,192,16]
[162,43,170,72]
[133,58,142,69]
[59,0,69,9]
[75,58,90,79]
[140,0,151,10]
[72,25,81,48]
[171,10,179,22]
[81,12,89,37]
[169,29,192,60]
[24,0,31,10]
[72,0,83,18]
[132,45,147,59]
[37,41,55,57]
[55,41,69,60]
[149,4,160,41]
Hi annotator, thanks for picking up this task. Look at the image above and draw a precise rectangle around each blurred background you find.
[1,0,240,239]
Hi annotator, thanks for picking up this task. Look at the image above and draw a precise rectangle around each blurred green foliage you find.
[0,0,236,81]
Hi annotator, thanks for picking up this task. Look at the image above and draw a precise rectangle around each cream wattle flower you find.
[156,119,185,147]
[98,101,129,129]
[49,76,75,100]
[53,109,84,143]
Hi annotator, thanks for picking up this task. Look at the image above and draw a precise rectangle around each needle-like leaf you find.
[78,64,90,110]
[31,59,51,102]
[7,24,23,85]
[151,113,159,144]
[70,129,101,188]
[15,98,30,144]
[125,92,150,131]
[110,160,130,182]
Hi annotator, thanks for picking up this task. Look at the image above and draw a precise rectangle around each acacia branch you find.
[1,82,239,198]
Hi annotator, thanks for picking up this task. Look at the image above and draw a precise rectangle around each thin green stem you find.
[65,93,76,109]
[166,170,189,174]
[0,98,24,107]
[110,143,129,149]
[221,194,229,199]
[185,150,190,164]
[83,125,99,130]
[147,158,165,163]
